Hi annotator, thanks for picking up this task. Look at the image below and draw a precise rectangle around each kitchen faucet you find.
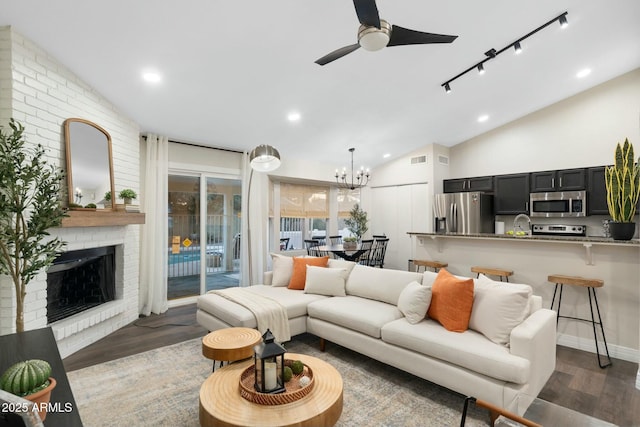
[513,213,531,234]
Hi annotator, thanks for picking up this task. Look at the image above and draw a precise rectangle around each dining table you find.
[316,244,369,262]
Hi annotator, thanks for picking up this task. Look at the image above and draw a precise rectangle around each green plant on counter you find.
[605,138,640,222]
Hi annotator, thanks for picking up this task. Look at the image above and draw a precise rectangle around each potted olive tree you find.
[605,138,640,240]
[0,119,67,332]
[344,204,369,242]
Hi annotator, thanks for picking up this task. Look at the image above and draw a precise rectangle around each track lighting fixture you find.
[514,41,522,54]
[559,15,568,28]
[441,11,568,93]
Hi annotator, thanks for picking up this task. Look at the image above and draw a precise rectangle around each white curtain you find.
[139,134,169,316]
[240,152,269,286]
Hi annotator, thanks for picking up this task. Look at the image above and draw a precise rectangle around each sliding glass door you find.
[167,174,241,300]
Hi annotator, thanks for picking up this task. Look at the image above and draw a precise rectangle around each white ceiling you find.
[2,0,639,170]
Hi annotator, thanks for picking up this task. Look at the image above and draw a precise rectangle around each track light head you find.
[444,83,451,93]
[559,14,568,28]
[514,41,522,54]
[484,48,497,58]
[477,63,485,74]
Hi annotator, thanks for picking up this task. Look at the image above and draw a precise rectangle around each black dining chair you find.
[304,239,321,256]
[328,235,343,245]
[356,239,374,265]
[369,238,389,268]
[279,237,290,251]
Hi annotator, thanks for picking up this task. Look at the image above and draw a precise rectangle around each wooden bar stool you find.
[411,259,448,272]
[548,274,612,369]
[471,266,513,282]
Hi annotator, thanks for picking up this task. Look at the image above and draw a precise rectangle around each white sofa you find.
[196,260,556,416]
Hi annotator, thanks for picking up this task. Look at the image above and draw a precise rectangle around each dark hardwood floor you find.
[63,304,640,426]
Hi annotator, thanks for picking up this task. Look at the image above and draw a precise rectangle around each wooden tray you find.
[239,360,314,405]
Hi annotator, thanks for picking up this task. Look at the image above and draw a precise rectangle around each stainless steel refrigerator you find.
[433,192,494,234]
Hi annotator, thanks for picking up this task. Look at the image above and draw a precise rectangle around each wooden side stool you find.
[548,274,612,368]
[471,266,513,282]
[410,259,448,272]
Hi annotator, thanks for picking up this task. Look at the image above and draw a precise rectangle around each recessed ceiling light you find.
[287,112,301,122]
[477,115,489,123]
[142,71,161,83]
[576,68,591,78]
[383,153,391,158]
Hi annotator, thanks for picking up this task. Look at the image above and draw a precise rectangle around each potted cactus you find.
[0,359,56,421]
[605,138,640,240]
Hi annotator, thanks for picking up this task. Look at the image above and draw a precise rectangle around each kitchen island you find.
[408,231,640,387]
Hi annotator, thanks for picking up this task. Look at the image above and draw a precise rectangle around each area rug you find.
[67,333,489,426]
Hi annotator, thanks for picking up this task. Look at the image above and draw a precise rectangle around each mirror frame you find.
[63,118,116,210]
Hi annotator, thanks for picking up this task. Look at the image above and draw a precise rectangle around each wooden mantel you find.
[60,210,145,227]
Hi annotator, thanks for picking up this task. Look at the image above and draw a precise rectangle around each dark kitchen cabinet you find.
[530,168,586,192]
[587,166,609,215]
[443,176,493,193]
[494,173,530,214]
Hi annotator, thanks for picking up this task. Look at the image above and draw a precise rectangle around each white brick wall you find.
[0,26,142,357]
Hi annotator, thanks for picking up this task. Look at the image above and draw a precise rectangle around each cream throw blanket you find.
[211,288,291,342]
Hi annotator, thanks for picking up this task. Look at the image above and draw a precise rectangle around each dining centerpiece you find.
[343,236,358,250]
[605,138,639,240]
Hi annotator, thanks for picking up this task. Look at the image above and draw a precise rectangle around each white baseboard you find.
[556,333,638,363]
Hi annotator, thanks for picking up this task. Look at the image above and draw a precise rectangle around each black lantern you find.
[253,329,286,394]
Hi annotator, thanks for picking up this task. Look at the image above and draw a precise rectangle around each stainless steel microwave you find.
[530,191,587,217]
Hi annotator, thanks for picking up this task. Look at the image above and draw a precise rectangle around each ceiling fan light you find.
[358,20,391,51]
[249,144,281,172]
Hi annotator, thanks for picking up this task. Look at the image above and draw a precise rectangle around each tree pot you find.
[25,377,56,421]
[608,222,636,240]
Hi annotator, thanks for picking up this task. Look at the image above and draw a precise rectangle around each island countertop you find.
[407,231,640,246]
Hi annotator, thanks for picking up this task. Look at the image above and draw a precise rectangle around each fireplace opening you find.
[47,246,116,324]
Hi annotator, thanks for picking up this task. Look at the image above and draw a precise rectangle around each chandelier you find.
[335,148,370,190]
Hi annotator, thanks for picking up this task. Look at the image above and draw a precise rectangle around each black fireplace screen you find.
[46,246,116,324]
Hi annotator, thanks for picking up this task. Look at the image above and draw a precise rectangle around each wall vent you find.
[411,155,427,164]
[438,155,449,165]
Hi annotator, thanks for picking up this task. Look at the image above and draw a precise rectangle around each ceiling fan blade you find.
[387,25,458,47]
[352,0,381,28]
[315,44,361,66]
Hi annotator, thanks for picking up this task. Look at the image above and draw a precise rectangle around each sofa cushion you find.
[198,285,327,328]
[427,269,474,332]
[327,258,357,275]
[469,274,533,346]
[307,296,403,338]
[271,253,293,287]
[345,264,423,305]
[288,256,329,290]
[397,281,432,324]
[304,266,348,297]
[381,318,531,384]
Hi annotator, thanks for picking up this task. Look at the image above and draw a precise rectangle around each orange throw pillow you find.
[288,256,329,290]
[427,268,474,332]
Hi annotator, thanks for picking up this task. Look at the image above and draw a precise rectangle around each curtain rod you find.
[141,134,243,154]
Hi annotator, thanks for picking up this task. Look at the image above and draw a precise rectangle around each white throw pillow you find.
[469,274,533,346]
[397,281,432,324]
[270,253,293,287]
[304,266,348,297]
[327,258,357,275]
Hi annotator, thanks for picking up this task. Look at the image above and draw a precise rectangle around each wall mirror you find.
[64,118,115,210]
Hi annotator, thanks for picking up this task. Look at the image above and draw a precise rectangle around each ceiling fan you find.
[315,0,458,66]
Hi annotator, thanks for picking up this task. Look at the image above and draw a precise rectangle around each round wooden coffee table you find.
[202,327,262,371]
[199,353,343,427]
